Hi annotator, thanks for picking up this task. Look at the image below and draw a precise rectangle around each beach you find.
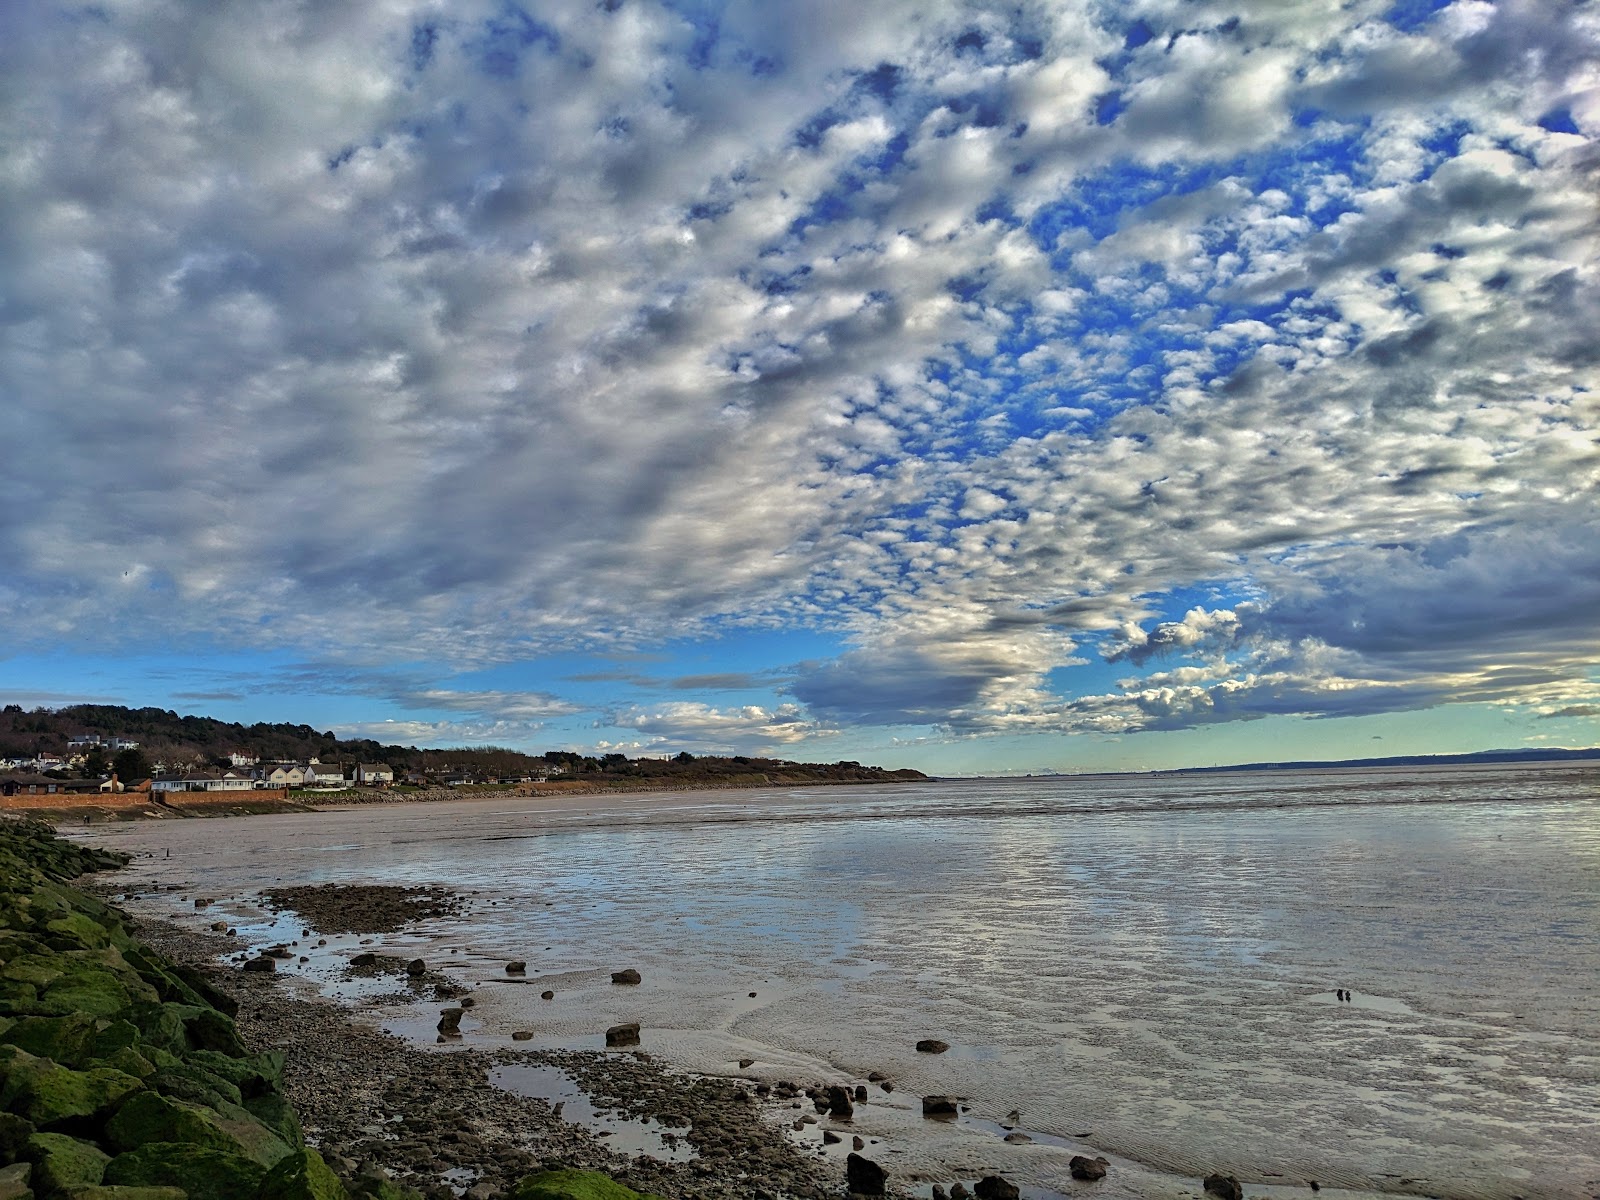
[69,762,1600,1199]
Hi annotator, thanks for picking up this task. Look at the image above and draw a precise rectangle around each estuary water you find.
[78,761,1600,1200]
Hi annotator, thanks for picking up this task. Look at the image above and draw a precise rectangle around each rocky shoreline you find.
[126,917,842,1200]
[0,817,848,1200]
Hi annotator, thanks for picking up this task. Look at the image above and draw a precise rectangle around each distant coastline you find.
[948,745,1600,781]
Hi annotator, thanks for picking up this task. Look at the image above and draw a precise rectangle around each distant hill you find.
[0,702,926,786]
[1160,746,1600,775]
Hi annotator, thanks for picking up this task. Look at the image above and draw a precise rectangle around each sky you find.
[2,0,1598,775]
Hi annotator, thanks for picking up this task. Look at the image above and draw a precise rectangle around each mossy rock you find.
[63,1187,188,1199]
[345,1173,424,1200]
[175,1013,242,1060]
[254,1149,349,1200]
[115,1011,185,1059]
[0,1048,143,1128]
[146,1071,235,1114]
[105,1093,290,1169]
[104,1141,265,1200]
[185,1052,282,1100]
[4,1014,102,1069]
[25,1131,110,1192]
[1,956,64,991]
[0,1111,37,1160]
[42,914,113,953]
[89,1022,141,1062]
[36,961,151,1020]
[509,1170,663,1200]
[241,1094,301,1150]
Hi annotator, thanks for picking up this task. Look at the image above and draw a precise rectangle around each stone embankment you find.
[0,817,663,1200]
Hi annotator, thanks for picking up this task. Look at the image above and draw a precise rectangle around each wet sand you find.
[72,765,1600,1200]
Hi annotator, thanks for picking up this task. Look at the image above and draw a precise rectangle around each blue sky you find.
[1,0,1597,774]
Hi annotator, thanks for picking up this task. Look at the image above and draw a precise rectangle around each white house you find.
[303,762,346,788]
[151,773,256,794]
[354,763,394,786]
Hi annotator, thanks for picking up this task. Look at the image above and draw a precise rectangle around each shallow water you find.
[77,761,1600,1199]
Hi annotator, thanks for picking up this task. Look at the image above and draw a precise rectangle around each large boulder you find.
[256,1148,352,1200]
[920,1095,959,1118]
[610,970,641,985]
[1202,1175,1242,1200]
[106,1090,293,1168]
[915,1039,950,1054]
[24,1131,111,1192]
[0,1047,143,1127]
[509,1168,663,1199]
[4,1013,102,1067]
[104,1141,268,1200]
[845,1153,887,1195]
[825,1085,854,1119]
[604,1023,640,1048]
[0,1161,30,1200]
[974,1178,1019,1200]
[1069,1155,1109,1181]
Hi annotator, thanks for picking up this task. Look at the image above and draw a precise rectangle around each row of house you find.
[150,760,394,793]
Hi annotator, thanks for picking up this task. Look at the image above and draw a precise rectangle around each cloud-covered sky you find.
[2,0,1597,772]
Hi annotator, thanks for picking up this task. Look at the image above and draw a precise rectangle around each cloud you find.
[607,701,828,753]
[0,0,1595,749]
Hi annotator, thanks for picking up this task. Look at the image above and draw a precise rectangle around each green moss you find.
[254,1149,349,1200]
[0,1048,143,1128]
[184,1052,282,1100]
[509,1170,663,1200]
[240,1094,301,1150]
[104,1093,289,1170]
[25,1131,111,1193]
[5,1015,101,1069]
[60,1187,188,1199]
[103,1141,266,1200]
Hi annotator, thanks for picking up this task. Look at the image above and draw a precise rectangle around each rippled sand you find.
[77,762,1600,1199]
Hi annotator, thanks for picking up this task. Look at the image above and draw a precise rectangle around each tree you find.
[113,747,152,783]
[81,748,109,778]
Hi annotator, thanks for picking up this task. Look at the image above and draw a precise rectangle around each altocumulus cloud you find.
[0,0,1596,747]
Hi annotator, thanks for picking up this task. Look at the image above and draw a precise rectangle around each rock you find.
[610,969,641,985]
[823,1130,841,1145]
[509,1168,655,1199]
[738,1058,755,1069]
[436,1008,463,1035]
[1203,1175,1242,1200]
[405,959,426,976]
[506,962,527,974]
[255,1148,349,1200]
[825,1085,854,1119]
[921,1095,959,1118]
[106,1090,293,1168]
[0,1161,30,1200]
[243,957,277,972]
[845,1153,887,1196]
[1003,1132,1032,1144]
[210,922,229,932]
[866,1071,886,1082]
[1069,1156,1108,1181]
[853,1084,867,1103]
[930,1187,947,1200]
[974,1178,1019,1200]
[25,1131,110,1192]
[540,990,555,1000]
[950,1185,969,1200]
[852,1135,864,1150]
[604,1023,640,1048]
[915,1039,950,1054]
[349,953,378,967]
[103,1143,270,1200]
[265,946,293,959]
[512,1032,534,1042]
[460,997,475,1008]
[879,1081,893,1093]
[0,1048,143,1126]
